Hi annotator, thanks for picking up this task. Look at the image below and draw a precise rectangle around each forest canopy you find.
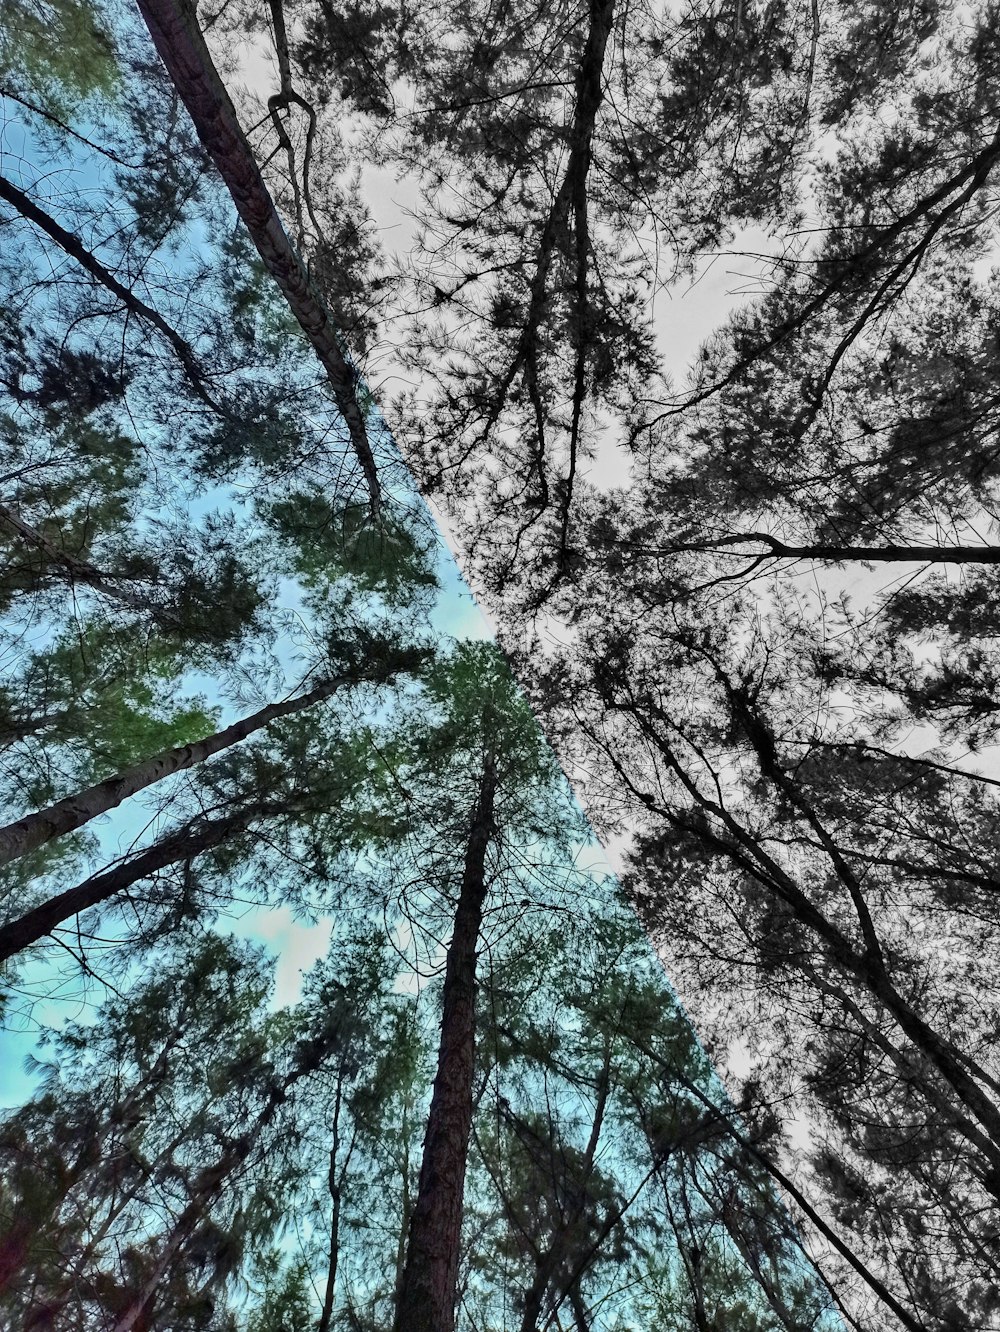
[1,0,999,1330]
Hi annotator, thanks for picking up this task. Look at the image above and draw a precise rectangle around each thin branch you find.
[0,171,225,412]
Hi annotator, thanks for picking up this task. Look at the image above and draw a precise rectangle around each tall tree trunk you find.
[0,803,280,962]
[135,0,381,512]
[0,671,354,867]
[111,1024,341,1332]
[318,1073,347,1332]
[392,756,497,1332]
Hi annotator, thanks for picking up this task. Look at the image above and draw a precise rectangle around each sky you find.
[0,24,886,1325]
[2,43,989,1107]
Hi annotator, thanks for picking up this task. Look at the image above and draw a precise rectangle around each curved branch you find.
[652,118,1000,421]
[632,533,1000,564]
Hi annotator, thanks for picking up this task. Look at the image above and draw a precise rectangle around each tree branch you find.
[136,0,382,512]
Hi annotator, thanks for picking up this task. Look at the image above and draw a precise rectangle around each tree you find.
[519,581,1000,1325]
[135,0,383,512]
[0,659,843,1331]
[0,633,427,869]
[207,2,1000,1324]
[390,642,585,1332]
[13,1,1000,1326]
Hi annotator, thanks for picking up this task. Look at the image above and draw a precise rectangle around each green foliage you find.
[0,0,118,111]
[247,1253,316,1332]
[1,620,216,770]
[266,491,439,610]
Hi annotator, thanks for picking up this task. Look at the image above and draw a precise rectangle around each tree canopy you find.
[2,1,999,1329]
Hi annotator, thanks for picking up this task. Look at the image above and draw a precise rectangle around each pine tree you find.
[10,2,1000,1327]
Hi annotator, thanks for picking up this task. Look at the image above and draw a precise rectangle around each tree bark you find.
[392,756,497,1332]
[0,672,351,867]
[135,0,381,512]
[0,805,266,962]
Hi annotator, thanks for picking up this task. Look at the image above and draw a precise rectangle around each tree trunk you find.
[392,756,497,1332]
[0,674,348,867]
[111,1023,341,1332]
[318,1074,347,1332]
[135,0,381,512]
[519,1259,556,1332]
[0,805,270,962]
[569,1285,591,1332]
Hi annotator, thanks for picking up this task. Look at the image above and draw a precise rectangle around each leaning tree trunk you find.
[515,1048,611,1332]
[135,0,381,512]
[111,1021,342,1332]
[0,804,274,962]
[0,657,389,868]
[392,756,497,1332]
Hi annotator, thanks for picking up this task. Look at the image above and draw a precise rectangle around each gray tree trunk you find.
[0,674,348,867]
[135,0,381,511]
